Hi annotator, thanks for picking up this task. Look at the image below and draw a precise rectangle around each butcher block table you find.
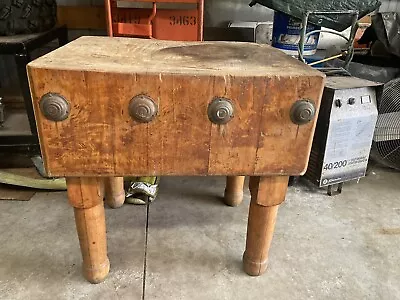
[27,36,325,283]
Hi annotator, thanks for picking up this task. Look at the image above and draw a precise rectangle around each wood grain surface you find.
[28,37,325,177]
[104,177,125,208]
[67,177,110,283]
[224,176,245,207]
[243,175,288,276]
[243,202,279,276]
[28,36,323,77]
[249,176,289,207]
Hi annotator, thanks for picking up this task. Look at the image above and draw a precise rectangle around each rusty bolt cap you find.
[129,95,158,123]
[208,97,234,125]
[39,93,70,122]
[290,99,316,125]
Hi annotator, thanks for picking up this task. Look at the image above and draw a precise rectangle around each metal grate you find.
[373,78,400,169]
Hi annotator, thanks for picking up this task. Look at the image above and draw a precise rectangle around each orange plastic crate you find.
[105,0,204,41]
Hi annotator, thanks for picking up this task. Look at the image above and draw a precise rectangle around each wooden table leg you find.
[104,176,125,208]
[67,177,110,283]
[224,176,245,207]
[243,176,289,276]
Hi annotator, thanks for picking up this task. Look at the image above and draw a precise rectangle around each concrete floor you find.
[0,165,399,300]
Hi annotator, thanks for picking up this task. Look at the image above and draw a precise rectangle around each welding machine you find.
[305,76,383,195]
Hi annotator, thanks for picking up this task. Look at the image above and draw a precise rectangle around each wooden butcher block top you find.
[27,36,325,177]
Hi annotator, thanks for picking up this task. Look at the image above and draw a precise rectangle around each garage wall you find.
[1,0,400,90]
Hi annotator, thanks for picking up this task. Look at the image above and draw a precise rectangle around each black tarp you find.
[249,0,381,31]
[373,13,400,57]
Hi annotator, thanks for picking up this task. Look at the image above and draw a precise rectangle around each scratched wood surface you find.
[28,36,325,177]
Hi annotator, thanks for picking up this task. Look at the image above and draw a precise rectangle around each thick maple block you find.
[28,36,324,177]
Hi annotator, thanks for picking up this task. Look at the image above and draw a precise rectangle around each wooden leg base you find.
[242,252,268,276]
[223,176,245,207]
[242,176,288,277]
[68,177,111,284]
[105,177,125,209]
[82,258,110,284]
[223,190,244,207]
[106,193,125,209]
[74,203,110,283]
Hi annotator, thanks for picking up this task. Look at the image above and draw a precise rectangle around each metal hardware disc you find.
[208,97,234,125]
[290,99,316,125]
[39,93,70,122]
[129,95,158,123]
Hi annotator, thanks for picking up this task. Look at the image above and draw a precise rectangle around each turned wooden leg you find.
[224,176,245,207]
[243,176,289,276]
[67,177,110,283]
[104,176,125,208]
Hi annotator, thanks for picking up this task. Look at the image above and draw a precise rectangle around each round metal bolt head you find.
[129,95,158,123]
[208,98,234,125]
[290,99,316,125]
[39,93,70,122]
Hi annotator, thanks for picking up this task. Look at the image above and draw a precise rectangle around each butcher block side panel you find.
[254,75,325,175]
[208,75,325,176]
[208,76,263,174]
[113,74,214,175]
[28,68,116,176]
[28,66,324,177]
